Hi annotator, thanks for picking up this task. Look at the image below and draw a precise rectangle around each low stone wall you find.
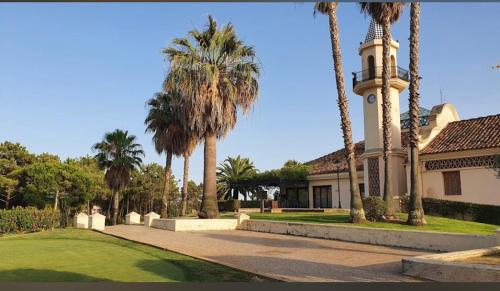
[152,218,239,231]
[402,246,500,281]
[241,220,497,252]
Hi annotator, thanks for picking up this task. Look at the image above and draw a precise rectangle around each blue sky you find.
[1,3,499,184]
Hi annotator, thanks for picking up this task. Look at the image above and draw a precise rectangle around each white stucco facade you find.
[301,19,500,209]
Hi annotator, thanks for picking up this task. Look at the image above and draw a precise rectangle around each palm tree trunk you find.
[161,150,173,218]
[407,2,426,226]
[326,3,365,223]
[112,190,119,225]
[106,195,112,220]
[180,153,190,216]
[381,16,395,219]
[199,132,219,218]
[53,190,59,211]
[5,190,11,209]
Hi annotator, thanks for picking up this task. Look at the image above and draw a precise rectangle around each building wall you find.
[307,172,364,209]
[421,167,500,206]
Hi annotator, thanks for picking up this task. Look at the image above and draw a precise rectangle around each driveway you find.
[103,225,431,282]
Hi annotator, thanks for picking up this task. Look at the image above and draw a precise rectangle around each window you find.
[284,187,309,208]
[443,171,462,195]
[367,55,375,79]
[313,186,332,208]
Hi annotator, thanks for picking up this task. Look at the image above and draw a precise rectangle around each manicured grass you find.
[0,228,261,282]
[240,212,499,235]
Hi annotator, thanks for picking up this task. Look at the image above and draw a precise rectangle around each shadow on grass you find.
[0,269,110,282]
[135,259,262,282]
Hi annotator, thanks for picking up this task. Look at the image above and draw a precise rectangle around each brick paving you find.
[103,225,431,282]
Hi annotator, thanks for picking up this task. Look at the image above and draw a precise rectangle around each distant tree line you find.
[0,141,203,225]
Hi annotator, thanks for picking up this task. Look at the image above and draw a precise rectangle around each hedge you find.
[0,207,60,235]
[240,200,261,208]
[401,197,500,225]
[217,200,241,212]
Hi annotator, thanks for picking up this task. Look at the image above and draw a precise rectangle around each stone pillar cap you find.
[74,212,88,217]
[144,212,160,217]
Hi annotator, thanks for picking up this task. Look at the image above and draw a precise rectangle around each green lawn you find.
[239,212,499,235]
[0,228,261,282]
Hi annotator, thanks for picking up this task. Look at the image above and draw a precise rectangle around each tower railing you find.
[352,66,409,88]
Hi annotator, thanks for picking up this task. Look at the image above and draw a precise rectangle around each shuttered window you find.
[443,171,462,195]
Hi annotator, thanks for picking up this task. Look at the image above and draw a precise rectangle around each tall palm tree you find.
[407,2,426,226]
[360,2,404,219]
[145,90,189,218]
[93,129,144,225]
[217,155,257,201]
[314,2,366,223]
[164,16,260,218]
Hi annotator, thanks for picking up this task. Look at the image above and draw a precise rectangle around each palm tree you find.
[360,2,404,219]
[164,16,260,218]
[180,137,198,216]
[93,129,144,225]
[145,90,190,218]
[407,2,426,226]
[314,2,366,223]
[217,155,257,201]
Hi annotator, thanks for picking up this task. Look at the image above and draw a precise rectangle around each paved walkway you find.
[103,225,431,282]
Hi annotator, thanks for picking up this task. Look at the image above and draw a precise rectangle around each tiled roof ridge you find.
[305,141,365,165]
[448,113,500,124]
[421,114,500,155]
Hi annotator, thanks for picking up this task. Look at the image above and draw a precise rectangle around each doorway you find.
[313,186,332,208]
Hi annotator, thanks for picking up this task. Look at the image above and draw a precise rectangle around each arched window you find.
[391,55,396,78]
[367,55,375,80]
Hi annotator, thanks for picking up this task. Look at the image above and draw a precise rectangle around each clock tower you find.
[353,19,409,197]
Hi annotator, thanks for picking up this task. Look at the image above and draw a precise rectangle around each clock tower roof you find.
[364,18,383,43]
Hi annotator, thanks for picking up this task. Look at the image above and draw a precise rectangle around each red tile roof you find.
[307,114,500,175]
[306,142,365,175]
[307,132,411,175]
[421,114,500,155]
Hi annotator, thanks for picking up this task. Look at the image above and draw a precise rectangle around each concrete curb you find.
[402,246,500,282]
[241,220,497,252]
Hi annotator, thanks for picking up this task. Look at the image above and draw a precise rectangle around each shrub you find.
[0,207,59,235]
[217,199,241,212]
[399,194,410,213]
[362,196,387,222]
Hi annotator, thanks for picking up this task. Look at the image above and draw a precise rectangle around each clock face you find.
[367,94,376,104]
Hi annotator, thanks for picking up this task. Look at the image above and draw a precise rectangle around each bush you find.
[362,196,387,222]
[399,194,410,213]
[0,207,60,235]
[240,200,260,208]
[217,199,241,212]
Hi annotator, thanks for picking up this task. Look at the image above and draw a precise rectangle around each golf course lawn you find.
[238,212,498,235]
[0,228,260,282]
